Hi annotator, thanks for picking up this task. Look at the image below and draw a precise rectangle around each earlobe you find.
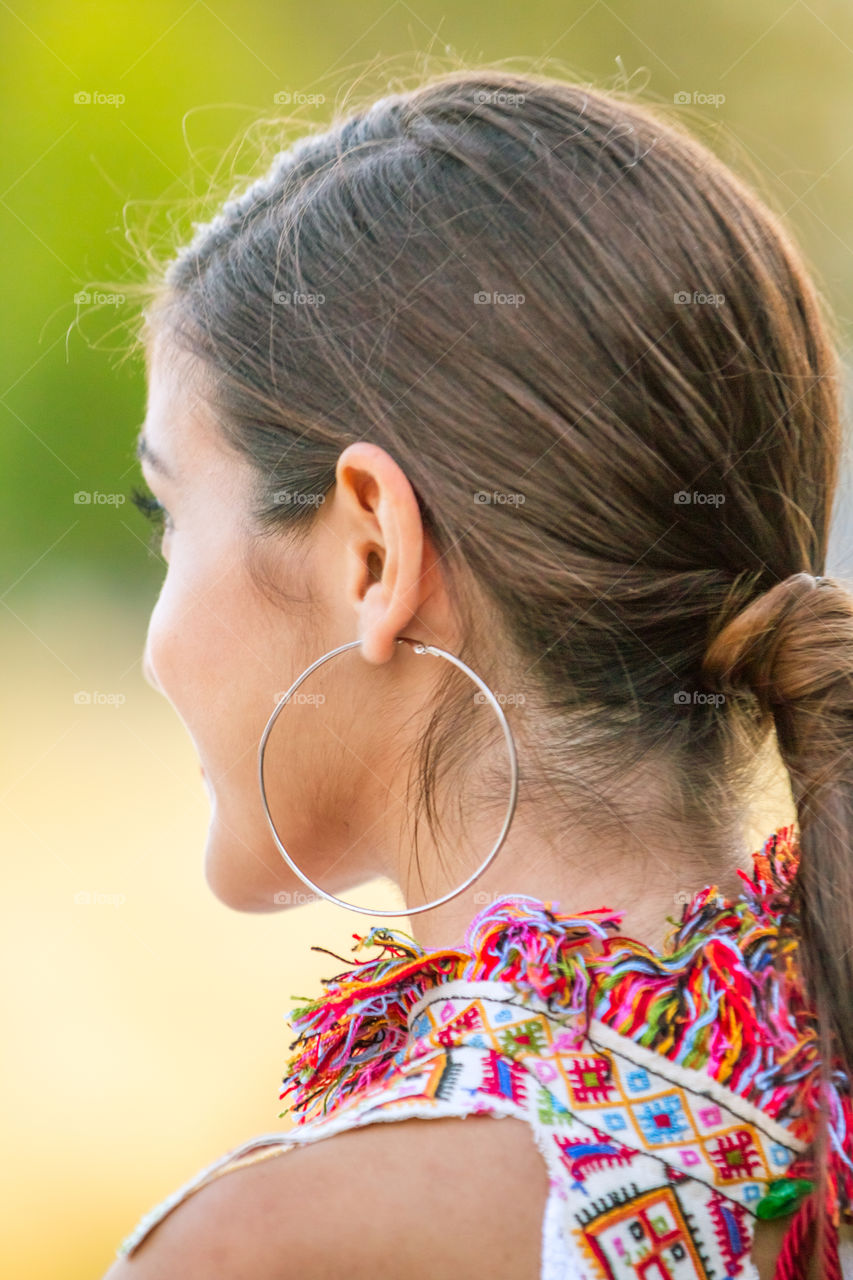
[358,581,399,664]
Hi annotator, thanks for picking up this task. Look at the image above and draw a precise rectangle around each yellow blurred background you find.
[3,2,853,1275]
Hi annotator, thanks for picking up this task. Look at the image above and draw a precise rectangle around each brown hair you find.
[128,68,851,1271]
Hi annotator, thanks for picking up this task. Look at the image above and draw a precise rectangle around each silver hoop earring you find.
[257,635,519,917]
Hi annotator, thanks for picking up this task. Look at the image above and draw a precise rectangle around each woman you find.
[105,69,853,1279]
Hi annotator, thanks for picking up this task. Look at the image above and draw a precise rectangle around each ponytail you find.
[703,570,853,1277]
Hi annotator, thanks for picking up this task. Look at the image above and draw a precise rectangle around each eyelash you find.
[129,483,173,551]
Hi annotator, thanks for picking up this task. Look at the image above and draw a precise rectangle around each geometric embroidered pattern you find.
[115,975,809,1275]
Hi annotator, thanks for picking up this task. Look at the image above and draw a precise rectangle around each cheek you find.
[142,547,278,743]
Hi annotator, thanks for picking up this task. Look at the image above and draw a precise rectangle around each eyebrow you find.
[135,432,177,483]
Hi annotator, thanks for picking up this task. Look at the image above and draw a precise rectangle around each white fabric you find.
[117,977,806,1277]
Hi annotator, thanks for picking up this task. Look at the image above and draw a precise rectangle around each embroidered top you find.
[116,825,853,1279]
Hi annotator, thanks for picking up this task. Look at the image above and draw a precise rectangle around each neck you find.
[395,807,756,955]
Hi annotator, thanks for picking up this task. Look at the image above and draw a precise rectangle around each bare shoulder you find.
[102,1112,551,1280]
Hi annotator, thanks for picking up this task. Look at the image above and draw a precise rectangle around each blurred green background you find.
[3,2,852,1276]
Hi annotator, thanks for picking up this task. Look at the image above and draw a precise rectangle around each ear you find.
[334,441,431,665]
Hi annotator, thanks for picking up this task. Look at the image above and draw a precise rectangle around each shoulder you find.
[101,1112,551,1280]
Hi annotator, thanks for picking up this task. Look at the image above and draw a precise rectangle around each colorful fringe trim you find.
[278,825,853,1231]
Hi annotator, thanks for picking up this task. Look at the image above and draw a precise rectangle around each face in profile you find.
[135,335,460,916]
